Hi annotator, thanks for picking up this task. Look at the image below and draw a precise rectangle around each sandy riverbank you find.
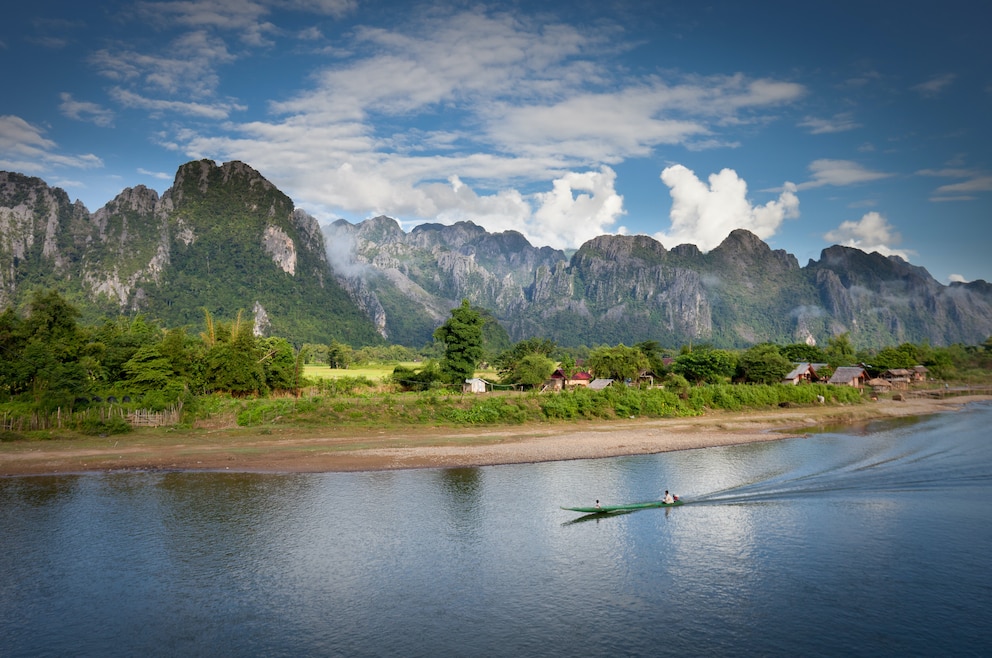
[1,395,988,476]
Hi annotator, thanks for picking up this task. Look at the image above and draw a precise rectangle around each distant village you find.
[463,363,931,395]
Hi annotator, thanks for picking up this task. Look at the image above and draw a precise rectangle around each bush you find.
[79,416,133,436]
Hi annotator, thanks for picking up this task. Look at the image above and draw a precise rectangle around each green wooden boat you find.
[561,499,683,514]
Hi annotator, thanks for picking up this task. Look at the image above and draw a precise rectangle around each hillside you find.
[0,161,381,345]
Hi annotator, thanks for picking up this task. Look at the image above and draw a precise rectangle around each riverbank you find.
[1,395,988,476]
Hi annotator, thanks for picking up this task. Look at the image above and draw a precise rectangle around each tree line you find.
[2,291,990,417]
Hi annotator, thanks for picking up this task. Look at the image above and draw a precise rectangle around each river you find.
[2,402,991,657]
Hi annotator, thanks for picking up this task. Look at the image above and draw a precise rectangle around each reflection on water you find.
[2,403,991,657]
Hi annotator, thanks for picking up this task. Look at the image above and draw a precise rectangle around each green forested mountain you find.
[0,161,380,345]
[2,160,991,349]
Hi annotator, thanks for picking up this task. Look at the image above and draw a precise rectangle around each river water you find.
[3,403,992,657]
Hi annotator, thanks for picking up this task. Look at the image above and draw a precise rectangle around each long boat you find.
[561,499,683,514]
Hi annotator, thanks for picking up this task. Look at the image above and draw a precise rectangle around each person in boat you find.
[594,500,601,509]
[663,490,675,504]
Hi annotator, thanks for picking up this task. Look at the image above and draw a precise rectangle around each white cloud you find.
[652,165,799,252]
[799,112,860,134]
[59,93,115,127]
[91,30,233,98]
[73,4,807,251]
[823,211,914,260]
[797,159,892,190]
[137,168,174,181]
[0,115,103,173]
[110,88,244,119]
[948,273,968,283]
[917,166,992,201]
[163,7,805,250]
[912,73,956,97]
[530,167,625,248]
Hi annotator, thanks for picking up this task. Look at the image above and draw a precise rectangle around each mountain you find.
[0,161,381,345]
[327,219,992,349]
[3,160,991,349]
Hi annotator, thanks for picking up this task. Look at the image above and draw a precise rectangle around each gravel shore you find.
[1,395,987,476]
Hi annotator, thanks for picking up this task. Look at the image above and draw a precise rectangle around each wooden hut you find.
[827,366,867,388]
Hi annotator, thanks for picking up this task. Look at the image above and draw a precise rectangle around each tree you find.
[392,360,442,391]
[780,342,826,363]
[205,311,265,395]
[327,340,353,369]
[505,353,556,388]
[587,344,649,382]
[494,337,557,380]
[260,337,297,391]
[872,343,920,371]
[558,353,577,379]
[92,315,161,385]
[433,299,484,386]
[824,333,856,367]
[672,349,737,384]
[635,340,668,375]
[13,290,91,408]
[121,344,174,393]
[160,327,206,393]
[737,343,793,384]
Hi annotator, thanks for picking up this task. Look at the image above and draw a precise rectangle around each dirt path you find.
[1,396,986,476]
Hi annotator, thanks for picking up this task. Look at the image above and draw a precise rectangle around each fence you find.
[1,402,183,432]
[127,406,183,427]
[902,385,992,400]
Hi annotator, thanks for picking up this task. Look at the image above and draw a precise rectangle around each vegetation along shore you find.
[1,290,990,476]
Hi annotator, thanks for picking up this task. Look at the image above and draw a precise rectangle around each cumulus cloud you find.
[652,165,799,252]
[823,211,914,260]
[948,273,968,283]
[530,167,625,248]
[157,6,805,248]
[394,167,623,250]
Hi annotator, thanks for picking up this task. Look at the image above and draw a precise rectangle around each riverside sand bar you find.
[1,396,988,476]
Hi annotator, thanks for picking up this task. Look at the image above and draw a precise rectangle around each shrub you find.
[79,416,133,436]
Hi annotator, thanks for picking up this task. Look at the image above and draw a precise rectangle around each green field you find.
[304,363,498,381]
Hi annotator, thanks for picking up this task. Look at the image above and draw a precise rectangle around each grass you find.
[304,362,499,381]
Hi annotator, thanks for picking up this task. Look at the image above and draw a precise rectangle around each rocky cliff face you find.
[329,218,992,348]
[323,217,565,343]
[807,245,992,346]
[0,172,91,306]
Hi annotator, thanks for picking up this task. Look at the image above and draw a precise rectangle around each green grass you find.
[304,363,409,381]
[304,362,499,381]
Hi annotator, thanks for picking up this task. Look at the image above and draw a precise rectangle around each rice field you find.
[303,363,499,382]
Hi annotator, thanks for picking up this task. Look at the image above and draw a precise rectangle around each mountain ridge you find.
[2,160,990,349]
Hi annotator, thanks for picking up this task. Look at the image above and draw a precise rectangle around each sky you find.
[2,0,990,284]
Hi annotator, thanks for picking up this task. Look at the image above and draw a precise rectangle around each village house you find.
[883,368,913,390]
[827,366,868,389]
[548,369,593,390]
[867,377,893,394]
[782,362,820,385]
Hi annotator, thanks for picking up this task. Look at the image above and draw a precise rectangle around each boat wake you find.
[688,405,992,506]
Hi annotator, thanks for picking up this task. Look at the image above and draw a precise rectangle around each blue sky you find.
[2,0,990,284]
